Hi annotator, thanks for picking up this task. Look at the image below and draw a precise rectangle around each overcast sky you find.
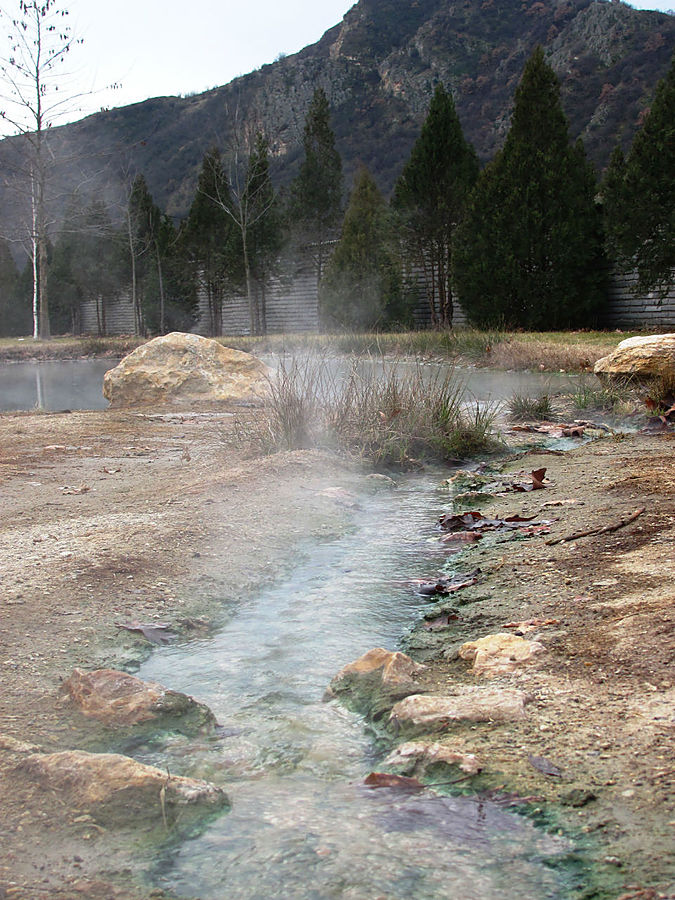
[2,0,673,125]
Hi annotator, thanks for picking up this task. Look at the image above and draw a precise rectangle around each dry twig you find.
[545,507,645,546]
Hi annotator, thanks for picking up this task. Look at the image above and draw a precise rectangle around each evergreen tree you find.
[453,47,606,329]
[320,168,407,331]
[603,55,675,295]
[393,83,479,328]
[182,148,242,336]
[127,175,192,334]
[50,198,124,335]
[290,87,343,282]
[245,133,283,334]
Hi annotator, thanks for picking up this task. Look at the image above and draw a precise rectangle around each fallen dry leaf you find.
[412,568,480,597]
[364,772,424,790]
[423,613,460,631]
[528,754,562,777]
[116,622,176,645]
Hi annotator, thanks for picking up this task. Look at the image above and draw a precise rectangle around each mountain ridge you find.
[0,0,672,235]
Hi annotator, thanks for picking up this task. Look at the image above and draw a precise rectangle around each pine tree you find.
[603,55,675,295]
[50,198,128,335]
[245,133,283,334]
[393,83,479,328]
[453,47,606,329]
[290,87,343,283]
[182,148,242,336]
[127,175,188,334]
[320,168,407,331]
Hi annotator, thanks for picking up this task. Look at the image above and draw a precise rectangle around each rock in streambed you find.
[389,688,531,737]
[60,668,216,735]
[324,648,427,720]
[18,750,228,827]
[383,741,482,778]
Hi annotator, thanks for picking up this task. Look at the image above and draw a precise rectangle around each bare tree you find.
[203,106,280,335]
[0,0,84,339]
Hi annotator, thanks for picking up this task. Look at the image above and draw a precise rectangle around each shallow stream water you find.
[137,473,573,899]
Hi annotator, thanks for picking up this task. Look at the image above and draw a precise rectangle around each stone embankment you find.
[325,429,675,899]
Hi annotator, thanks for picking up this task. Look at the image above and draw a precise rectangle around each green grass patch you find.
[507,392,556,421]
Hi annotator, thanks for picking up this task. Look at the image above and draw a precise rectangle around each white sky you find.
[2,0,673,125]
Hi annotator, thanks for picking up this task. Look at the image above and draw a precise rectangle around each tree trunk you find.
[156,246,165,334]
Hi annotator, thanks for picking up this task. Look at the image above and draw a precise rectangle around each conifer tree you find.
[49,197,123,335]
[320,168,407,330]
[290,87,343,282]
[393,83,478,328]
[183,148,242,336]
[245,133,283,334]
[127,175,185,334]
[603,55,675,295]
[453,47,606,329]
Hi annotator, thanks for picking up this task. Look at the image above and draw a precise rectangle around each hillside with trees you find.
[0,0,672,239]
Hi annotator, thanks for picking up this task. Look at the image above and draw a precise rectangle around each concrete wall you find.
[79,292,136,335]
[604,270,675,329]
[79,264,674,336]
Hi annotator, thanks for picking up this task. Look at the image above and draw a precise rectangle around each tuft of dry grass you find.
[254,354,502,466]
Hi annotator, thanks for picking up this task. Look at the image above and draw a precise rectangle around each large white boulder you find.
[103,332,270,407]
[594,333,675,380]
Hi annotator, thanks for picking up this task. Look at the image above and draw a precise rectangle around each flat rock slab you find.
[383,741,482,776]
[594,333,675,380]
[18,750,228,826]
[61,668,216,733]
[389,688,530,735]
[103,332,270,407]
[325,648,427,718]
[458,633,544,676]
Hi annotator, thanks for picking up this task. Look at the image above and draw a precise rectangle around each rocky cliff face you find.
[0,0,672,232]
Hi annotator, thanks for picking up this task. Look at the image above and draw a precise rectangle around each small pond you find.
[0,356,584,412]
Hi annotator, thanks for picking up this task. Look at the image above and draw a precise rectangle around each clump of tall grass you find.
[507,392,556,421]
[257,355,502,466]
[567,376,636,414]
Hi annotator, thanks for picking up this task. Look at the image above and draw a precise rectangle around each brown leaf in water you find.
[440,531,483,544]
[364,772,424,790]
[439,511,542,533]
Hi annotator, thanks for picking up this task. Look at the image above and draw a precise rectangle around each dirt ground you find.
[0,404,673,899]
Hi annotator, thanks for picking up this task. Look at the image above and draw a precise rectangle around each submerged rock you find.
[458,633,544,676]
[594,333,675,381]
[103,332,270,407]
[325,648,427,719]
[60,668,216,734]
[389,688,530,736]
[19,750,228,826]
[383,741,482,777]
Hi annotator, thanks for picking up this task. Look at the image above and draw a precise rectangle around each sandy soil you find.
[0,404,673,899]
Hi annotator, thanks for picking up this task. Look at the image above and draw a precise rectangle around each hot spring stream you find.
[137,472,573,899]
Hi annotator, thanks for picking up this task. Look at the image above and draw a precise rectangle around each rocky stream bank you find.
[0,403,673,899]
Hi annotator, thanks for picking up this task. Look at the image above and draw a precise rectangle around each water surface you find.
[138,474,571,899]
